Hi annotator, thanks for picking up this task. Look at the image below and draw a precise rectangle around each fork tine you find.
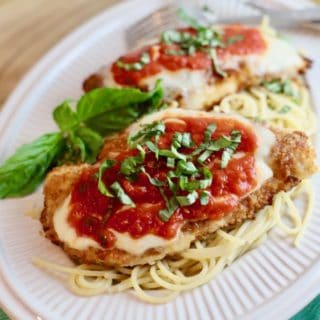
[126,5,178,48]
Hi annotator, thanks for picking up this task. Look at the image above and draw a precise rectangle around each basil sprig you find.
[0,81,164,198]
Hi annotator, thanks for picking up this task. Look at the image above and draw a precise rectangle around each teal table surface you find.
[1,294,319,320]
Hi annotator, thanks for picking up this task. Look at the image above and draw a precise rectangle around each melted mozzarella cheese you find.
[53,110,275,255]
[112,230,194,256]
[53,195,101,250]
[53,195,195,254]
[221,33,305,77]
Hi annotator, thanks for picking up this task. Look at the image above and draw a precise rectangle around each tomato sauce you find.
[68,117,258,248]
[111,26,267,86]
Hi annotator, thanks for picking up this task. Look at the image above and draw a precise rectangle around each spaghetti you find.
[215,82,316,135]
[33,179,314,304]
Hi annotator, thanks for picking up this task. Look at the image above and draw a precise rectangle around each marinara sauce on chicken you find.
[41,110,317,267]
[83,24,309,109]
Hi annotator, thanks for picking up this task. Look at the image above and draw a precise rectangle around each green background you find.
[0,294,319,319]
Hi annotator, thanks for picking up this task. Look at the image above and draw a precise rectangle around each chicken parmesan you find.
[40,109,317,267]
[83,23,309,109]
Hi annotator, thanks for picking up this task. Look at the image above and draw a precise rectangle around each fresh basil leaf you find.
[176,190,198,206]
[74,127,104,163]
[76,80,164,136]
[200,191,210,205]
[0,133,64,198]
[53,101,79,131]
[110,181,135,206]
[69,132,86,162]
[97,159,115,197]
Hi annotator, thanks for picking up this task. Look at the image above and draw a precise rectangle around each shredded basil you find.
[227,34,244,45]
[210,48,226,78]
[120,145,145,177]
[141,167,165,187]
[98,160,116,197]
[129,121,165,147]
[221,131,242,168]
[279,105,291,114]
[116,52,151,71]
[176,190,198,207]
[200,191,210,205]
[263,79,300,103]
[159,190,179,222]
[110,181,135,206]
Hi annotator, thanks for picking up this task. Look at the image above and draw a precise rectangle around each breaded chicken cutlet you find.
[40,109,317,267]
[83,24,309,109]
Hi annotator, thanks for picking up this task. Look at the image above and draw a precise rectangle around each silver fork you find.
[125,5,178,49]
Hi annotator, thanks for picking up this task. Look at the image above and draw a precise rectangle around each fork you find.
[125,5,178,49]
[124,0,258,49]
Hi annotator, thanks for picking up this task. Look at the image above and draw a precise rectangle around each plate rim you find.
[0,0,319,318]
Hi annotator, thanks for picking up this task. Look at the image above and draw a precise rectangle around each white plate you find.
[0,1,319,319]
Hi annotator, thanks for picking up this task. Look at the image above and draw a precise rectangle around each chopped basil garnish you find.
[141,167,165,187]
[97,160,116,197]
[98,121,242,222]
[227,34,244,45]
[197,130,242,165]
[158,146,187,161]
[200,191,210,205]
[176,190,198,207]
[116,52,151,71]
[175,160,198,176]
[172,132,194,149]
[210,48,226,78]
[263,79,300,103]
[120,145,145,177]
[161,9,224,62]
[165,49,185,56]
[159,195,179,222]
[110,181,135,206]
[279,105,291,114]
[204,123,217,142]
[167,157,175,168]
[221,131,242,168]
[129,121,165,146]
